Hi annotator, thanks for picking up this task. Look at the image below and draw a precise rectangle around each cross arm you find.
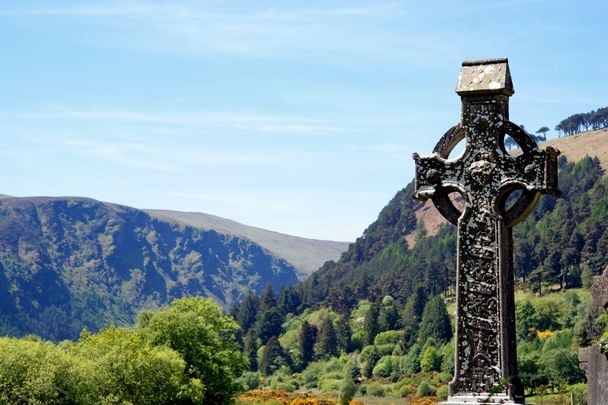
[413,152,467,200]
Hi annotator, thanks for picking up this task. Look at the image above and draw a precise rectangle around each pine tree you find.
[298,321,317,367]
[315,318,338,359]
[256,307,283,344]
[259,283,277,313]
[243,328,258,371]
[277,287,301,315]
[261,336,287,376]
[335,314,352,353]
[417,296,452,344]
[379,295,400,331]
[236,290,259,333]
[363,300,380,346]
[402,288,427,346]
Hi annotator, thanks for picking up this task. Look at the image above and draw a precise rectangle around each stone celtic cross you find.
[413,58,559,404]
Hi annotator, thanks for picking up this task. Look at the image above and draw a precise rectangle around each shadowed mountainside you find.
[147,210,349,279]
[0,196,302,339]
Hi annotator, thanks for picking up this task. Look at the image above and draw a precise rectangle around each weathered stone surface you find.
[413,58,559,405]
[591,265,608,310]
[579,346,608,405]
[579,266,608,405]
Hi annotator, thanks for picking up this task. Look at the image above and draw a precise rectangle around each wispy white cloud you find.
[14,106,351,137]
[2,1,454,63]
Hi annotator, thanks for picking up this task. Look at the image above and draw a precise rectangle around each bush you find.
[372,356,393,377]
[275,381,297,392]
[401,344,421,374]
[319,378,342,392]
[299,361,324,388]
[437,385,449,399]
[374,330,404,346]
[570,382,587,405]
[420,345,441,372]
[398,384,415,397]
[338,377,356,405]
[237,371,261,391]
[416,380,434,397]
[376,343,395,356]
[365,382,385,397]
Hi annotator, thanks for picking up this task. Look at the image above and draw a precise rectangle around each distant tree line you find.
[554,106,608,137]
[503,106,608,150]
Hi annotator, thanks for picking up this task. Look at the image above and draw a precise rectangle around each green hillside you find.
[0,197,300,340]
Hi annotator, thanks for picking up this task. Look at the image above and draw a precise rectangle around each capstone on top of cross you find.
[456,57,514,97]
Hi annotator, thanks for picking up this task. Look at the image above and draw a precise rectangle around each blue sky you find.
[1,1,606,241]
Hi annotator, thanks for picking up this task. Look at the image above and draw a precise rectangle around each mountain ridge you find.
[146,209,349,279]
[0,195,315,339]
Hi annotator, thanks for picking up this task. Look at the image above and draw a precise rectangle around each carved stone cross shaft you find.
[413,59,559,404]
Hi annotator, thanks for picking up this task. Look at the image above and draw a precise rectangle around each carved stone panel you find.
[413,58,559,405]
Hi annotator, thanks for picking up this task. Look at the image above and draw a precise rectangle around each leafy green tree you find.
[298,321,317,367]
[0,337,69,404]
[417,296,452,344]
[420,345,441,372]
[315,318,338,359]
[516,301,537,340]
[539,348,585,388]
[137,297,246,404]
[417,380,434,396]
[69,327,202,404]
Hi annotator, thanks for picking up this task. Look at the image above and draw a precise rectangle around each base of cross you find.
[441,394,524,405]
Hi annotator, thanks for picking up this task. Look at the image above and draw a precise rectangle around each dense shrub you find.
[416,380,435,396]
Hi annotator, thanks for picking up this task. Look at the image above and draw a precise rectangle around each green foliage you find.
[374,330,404,346]
[137,297,247,403]
[420,345,441,372]
[437,384,449,400]
[439,340,454,374]
[237,371,261,391]
[416,380,434,396]
[68,327,201,404]
[315,318,338,359]
[539,348,585,387]
[261,336,289,376]
[363,300,380,346]
[0,338,68,404]
[372,355,394,377]
[0,197,300,341]
[365,381,386,397]
[335,314,353,353]
[298,320,317,367]
[417,296,452,344]
[338,362,357,405]
[402,343,422,375]
[0,327,204,404]
[256,307,284,344]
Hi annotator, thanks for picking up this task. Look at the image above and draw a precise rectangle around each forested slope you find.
[0,197,300,340]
